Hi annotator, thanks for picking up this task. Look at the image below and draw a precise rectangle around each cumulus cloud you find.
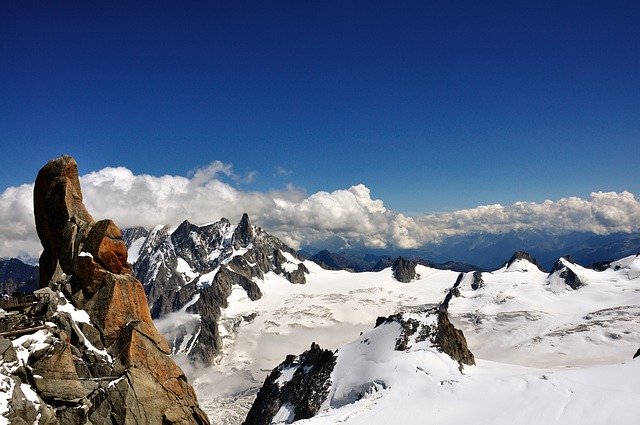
[1,160,639,258]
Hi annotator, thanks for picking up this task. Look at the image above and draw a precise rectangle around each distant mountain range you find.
[303,230,640,271]
[0,257,38,295]
[4,229,640,298]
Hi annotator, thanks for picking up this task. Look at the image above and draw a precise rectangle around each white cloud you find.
[1,160,639,258]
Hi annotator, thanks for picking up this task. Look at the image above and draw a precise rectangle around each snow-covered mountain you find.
[124,213,309,365]
[197,251,638,423]
[240,253,640,424]
[122,216,639,424]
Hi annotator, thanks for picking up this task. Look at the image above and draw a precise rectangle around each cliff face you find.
[1,156,209,424]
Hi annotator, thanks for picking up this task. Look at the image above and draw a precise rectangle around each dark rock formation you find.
[243,342,337,425]
[246,308,475,423]
[506,251,545,272]
[550,256,585,290]
[634,348,640,359]
[379,307,475,368]
[3,156,210,424]
[392,257,418,283]
[588,260,614,271]
[287,263,309,284]
[233,212,254,250]
[471,270,484,290]
[441,272,464,311]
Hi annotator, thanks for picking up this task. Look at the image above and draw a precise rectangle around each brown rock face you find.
[34,155,95,287]
[32,155,209,424]
[84,219,130,274]
[84,272,167,349]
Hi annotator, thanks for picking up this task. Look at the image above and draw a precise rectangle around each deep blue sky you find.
[2,1,639,213]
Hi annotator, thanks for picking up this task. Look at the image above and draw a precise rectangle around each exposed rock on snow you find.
[243,342,336,425]
[378,307,475,367]
[471,270,484,290]
[391,257,417,282]
[505,250,545,272]
[549,256,586,289]
[245,307,474,423]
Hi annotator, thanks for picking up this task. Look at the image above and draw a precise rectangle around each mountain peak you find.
[233,212,254,249]
[505,250,545,272]
[392,256,418,282]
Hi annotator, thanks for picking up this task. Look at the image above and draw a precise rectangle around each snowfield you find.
[157,254,640,424]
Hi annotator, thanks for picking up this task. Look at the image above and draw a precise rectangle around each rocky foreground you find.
[0,156,208,424]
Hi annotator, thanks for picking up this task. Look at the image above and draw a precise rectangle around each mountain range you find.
[303,229,640,271]
[97,214,638,423]
[0,163,640,425]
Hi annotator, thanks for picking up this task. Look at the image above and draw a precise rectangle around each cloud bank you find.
[1,161,639,258]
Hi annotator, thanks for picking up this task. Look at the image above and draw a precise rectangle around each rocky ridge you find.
[0,156,208,424]
[126,213,309,365]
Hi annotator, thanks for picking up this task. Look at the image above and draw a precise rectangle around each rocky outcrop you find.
[34,155,95,287]
[506,251,545,272]
[3,156,210,424]
[233,213,254,250]
[378,307,475,368]
[634,348,640,359]
[550,256,585,290]
[392,257,417,283]
[442,272,464,311]
[246,307,475,423]
[471,270,484,290]
[286,263,309,284]
[243,343,337,425]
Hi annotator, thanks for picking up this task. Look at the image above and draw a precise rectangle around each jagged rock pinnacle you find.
[29,155,210,424]
[392,256,418,282]
[233,212,254,249]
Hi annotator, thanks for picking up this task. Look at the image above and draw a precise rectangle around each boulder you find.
[287,263,309,284]
[30,338,86,402]
[83,219,130,274]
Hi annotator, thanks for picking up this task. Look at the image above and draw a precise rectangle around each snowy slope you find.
[297,357,640,425]
[449,255,640,366]
[169,253,640,422]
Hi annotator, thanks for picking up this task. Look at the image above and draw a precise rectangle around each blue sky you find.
[1,1,639,214]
